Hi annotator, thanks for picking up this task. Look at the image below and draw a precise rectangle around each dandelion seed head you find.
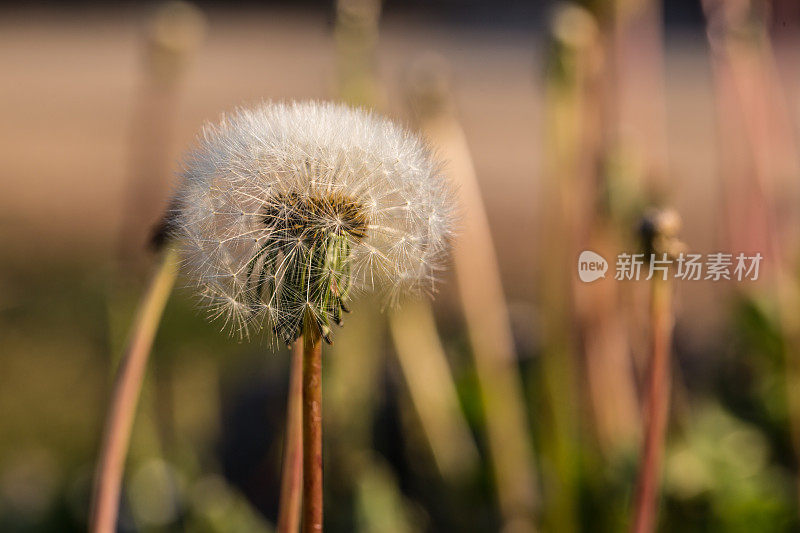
[170,101,456,342]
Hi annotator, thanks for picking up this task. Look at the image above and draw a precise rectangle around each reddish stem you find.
[302,327,323,533]
[277,339,305,533]
[631,278,673,533]
[90,251,178,533]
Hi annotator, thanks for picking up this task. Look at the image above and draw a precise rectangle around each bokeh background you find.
[3,0,800,531]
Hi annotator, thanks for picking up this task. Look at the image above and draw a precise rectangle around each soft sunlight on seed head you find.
[169,101,456,343]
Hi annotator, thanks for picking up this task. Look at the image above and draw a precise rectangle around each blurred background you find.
[3,0,800,531]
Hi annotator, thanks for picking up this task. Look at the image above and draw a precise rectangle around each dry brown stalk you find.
[90,249,179,533]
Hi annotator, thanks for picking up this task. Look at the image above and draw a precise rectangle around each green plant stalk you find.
[277,339,305,533]
[630,275,673,533]
[335,0,382,107]
[302,314,324,533]
[389,300,479,482]
[581,0,648,455]
[536,14,594,529]
[90,248,179,533]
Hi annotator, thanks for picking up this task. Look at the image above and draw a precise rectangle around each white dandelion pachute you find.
[170,101,456,343]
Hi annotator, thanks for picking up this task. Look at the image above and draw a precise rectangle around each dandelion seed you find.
[168,101,456,343]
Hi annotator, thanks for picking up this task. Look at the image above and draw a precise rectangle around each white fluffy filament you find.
[170,101,456,341]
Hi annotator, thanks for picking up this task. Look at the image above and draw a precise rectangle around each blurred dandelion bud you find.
[546,3,603,91]
[169,101,456,344]
[550,3,598,51]
[145,1,207,86]
[639,207,685,259]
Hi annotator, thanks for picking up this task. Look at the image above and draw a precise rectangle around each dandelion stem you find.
[90,248,179,533]
[630,276,673,533]
[278,339,305,533]
[302,317,323,533]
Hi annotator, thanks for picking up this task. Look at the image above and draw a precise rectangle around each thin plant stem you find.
[118,3,205,265]
[630,276,673,533]
[278,338,305,533]
[335,0,382,107]
[90,248,179,533]
[588,0,656,454]
[405,63,539,531]
[388,300,479,482]
[302,319,323,533]
[538,10,598,529]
